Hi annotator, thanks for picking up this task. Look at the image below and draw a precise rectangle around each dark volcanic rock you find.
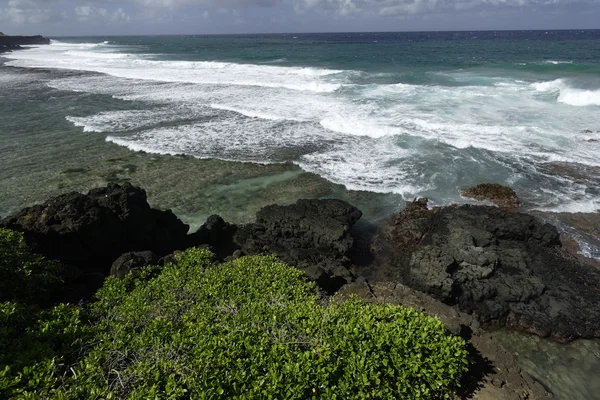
[0,183,189,273]
[462,183,519,209]
[0,35,50,53]
[110,251,158,279]
[0,35,50,46]
[384,199,600,342]
[188,215,238,259]
[234,199,362,293]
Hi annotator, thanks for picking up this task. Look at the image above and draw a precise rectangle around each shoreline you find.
[2,182,600,399]
[1,57,599,258]
[2,44,600,398]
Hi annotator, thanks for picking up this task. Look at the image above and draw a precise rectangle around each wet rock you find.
[532,211,600,270]
[234,198,362,293]
[383,199,600,342]
[0,183,189,273]
[110,251,158,279]
[462,183,519,209]
[537,162,600,186]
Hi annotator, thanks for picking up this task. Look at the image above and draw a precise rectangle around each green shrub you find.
[0,301,93,399]
[72,249,467,399]
[0,228,62,305]
[0,244,468,399]
[0,229,92,399]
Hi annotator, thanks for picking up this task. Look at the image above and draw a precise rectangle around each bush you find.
[74,249,467,399]
[0,301,92,399]
[0,243,468,399]
[0,228,62,305]
[0,229,91,399]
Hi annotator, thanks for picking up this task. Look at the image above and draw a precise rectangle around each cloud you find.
[294,0,600,16]
[0,0,55,24]
[75,5,107,22]
[0,0,598,31]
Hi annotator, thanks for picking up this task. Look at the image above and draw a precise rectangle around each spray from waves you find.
[543,60,574,65]
[49,39,109,47]
[532,79,600,106]
[4,42,345,93]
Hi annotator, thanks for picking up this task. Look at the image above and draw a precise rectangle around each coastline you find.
[2,181,600,399]
[2,43,600,399]
[0,58,404,230]
[0,35,49,54]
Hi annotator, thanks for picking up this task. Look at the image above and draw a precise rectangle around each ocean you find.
[1,30,600,399]
[2,31,600,214]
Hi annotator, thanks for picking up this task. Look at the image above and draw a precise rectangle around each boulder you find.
[383,199,600,342]
[462,183,519,209]
[0,183,189,273]
[234,199,362,293]
[188,215,237,259]
[110,251,158,279]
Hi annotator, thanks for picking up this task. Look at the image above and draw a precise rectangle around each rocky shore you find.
[0,35,50,53]
[3,182,600,399]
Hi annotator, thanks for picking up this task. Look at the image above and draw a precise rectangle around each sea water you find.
[2,31,600,215]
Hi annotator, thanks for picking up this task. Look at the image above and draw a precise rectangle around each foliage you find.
[0,240,469,399]
[0,301,94,399]
[0,228,62,305]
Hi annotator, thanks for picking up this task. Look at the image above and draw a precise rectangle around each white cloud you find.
[0,0,53,24]
[0,0,598,28]
[294,0,600,16]
[75,5,109,22]
[111,7,130,22]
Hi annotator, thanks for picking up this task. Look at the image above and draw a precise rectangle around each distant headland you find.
[0,34,50,53]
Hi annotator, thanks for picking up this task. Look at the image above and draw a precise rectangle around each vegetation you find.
[0,229,469,399]
[0,228,62,305]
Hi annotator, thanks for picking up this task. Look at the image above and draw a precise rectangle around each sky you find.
[1,0,599,36]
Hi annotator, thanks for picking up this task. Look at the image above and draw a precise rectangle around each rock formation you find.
[381,199,600,342]
[0,35,50,53]
[0,183,189,273]
[234,199,363,293]
[462,183,519,208]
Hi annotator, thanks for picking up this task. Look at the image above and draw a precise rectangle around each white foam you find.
[209,104,303,122]
[533,199,600,214]
[543,60,573,65]
[558,88,600,107]
[532,79,600,106]
[297,136,433,196]
[4,42,344,93]
[66,108,195,133]
[49,40,108,48]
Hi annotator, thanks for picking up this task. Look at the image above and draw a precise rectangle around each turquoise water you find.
[2,31,600,215]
